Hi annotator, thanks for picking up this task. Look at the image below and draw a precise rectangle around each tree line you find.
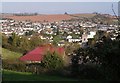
[71,33,120,80]
[2,33,44,53]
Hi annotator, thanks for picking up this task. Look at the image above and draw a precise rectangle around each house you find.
[68,38,81,43]
[87,31,96,39]
[81,33,89,48]
[82,33,88,43]
[19,44,65,63]
[67,35,72,39]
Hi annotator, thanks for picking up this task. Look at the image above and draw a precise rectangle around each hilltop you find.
[2,13,96,22]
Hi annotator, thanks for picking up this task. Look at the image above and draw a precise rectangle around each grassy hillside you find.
[2,48,22,60]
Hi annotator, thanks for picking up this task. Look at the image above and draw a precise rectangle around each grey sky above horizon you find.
[1,2,118,15]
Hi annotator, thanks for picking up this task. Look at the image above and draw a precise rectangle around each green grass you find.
[2,70,77,81]
[2,48,22,60]
[2,70,107,83]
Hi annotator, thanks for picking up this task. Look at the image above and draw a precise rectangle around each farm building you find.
[20,44,65,63]
[19,44,65,74]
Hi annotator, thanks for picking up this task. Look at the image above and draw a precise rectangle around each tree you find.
[2,34,8,47]
[19,37,30,52]
[56,27,60,35]
[94,36,120,80]
[71,48,85,76]
[12,33,18,47]
[25,30,35,36]
[64,12,68,14]
[7,33,19,47]
[53,35,61,46]
[41,51,64,70]
[70,35,120,80]
[29,36,43,49]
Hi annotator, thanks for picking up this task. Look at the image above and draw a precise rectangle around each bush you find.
[41,51,64,71]
[3,59,26,72]
[70,63,104,80]
[78,64,104,80]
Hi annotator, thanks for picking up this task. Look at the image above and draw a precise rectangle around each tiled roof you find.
[19,45,64,62]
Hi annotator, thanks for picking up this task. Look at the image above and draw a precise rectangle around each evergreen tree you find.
[41,51,64,70]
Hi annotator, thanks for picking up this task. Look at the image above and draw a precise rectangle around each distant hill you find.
[2,13,96,22]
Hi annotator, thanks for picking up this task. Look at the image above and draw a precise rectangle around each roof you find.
[19,45,64,62]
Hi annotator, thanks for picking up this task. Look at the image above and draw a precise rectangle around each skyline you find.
[1,2,118,15]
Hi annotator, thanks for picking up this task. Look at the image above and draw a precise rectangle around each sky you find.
[1,0,120,2]
[1,2,118,15]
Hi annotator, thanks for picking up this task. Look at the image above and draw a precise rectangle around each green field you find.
[2,70,106,83]
[2,70,105,83]
[2,70,77,81]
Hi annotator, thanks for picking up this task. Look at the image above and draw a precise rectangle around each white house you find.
[67,35,72,39]
[68,39,81,43]
[82,33,88,43]
[87,31,96,39]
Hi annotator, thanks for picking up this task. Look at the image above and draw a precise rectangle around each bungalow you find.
[19,44,65,63]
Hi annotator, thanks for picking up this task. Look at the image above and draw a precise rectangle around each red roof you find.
[19,45,64,62]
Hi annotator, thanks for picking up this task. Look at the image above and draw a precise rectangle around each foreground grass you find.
[2,70,77,81]
[2,70,107,83]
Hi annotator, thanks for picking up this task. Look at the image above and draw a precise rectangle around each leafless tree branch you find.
[112,4,119,21]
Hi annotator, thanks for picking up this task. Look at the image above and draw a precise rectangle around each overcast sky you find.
[1,2,118,15]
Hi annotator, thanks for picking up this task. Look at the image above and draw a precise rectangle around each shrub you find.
[2,59,26,72]
[78,64,104,80]
[41,51,64,71]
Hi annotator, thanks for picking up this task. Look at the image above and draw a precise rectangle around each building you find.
[19,44,65,63]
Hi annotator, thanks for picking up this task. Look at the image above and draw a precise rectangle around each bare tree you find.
[112,4,120,21]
